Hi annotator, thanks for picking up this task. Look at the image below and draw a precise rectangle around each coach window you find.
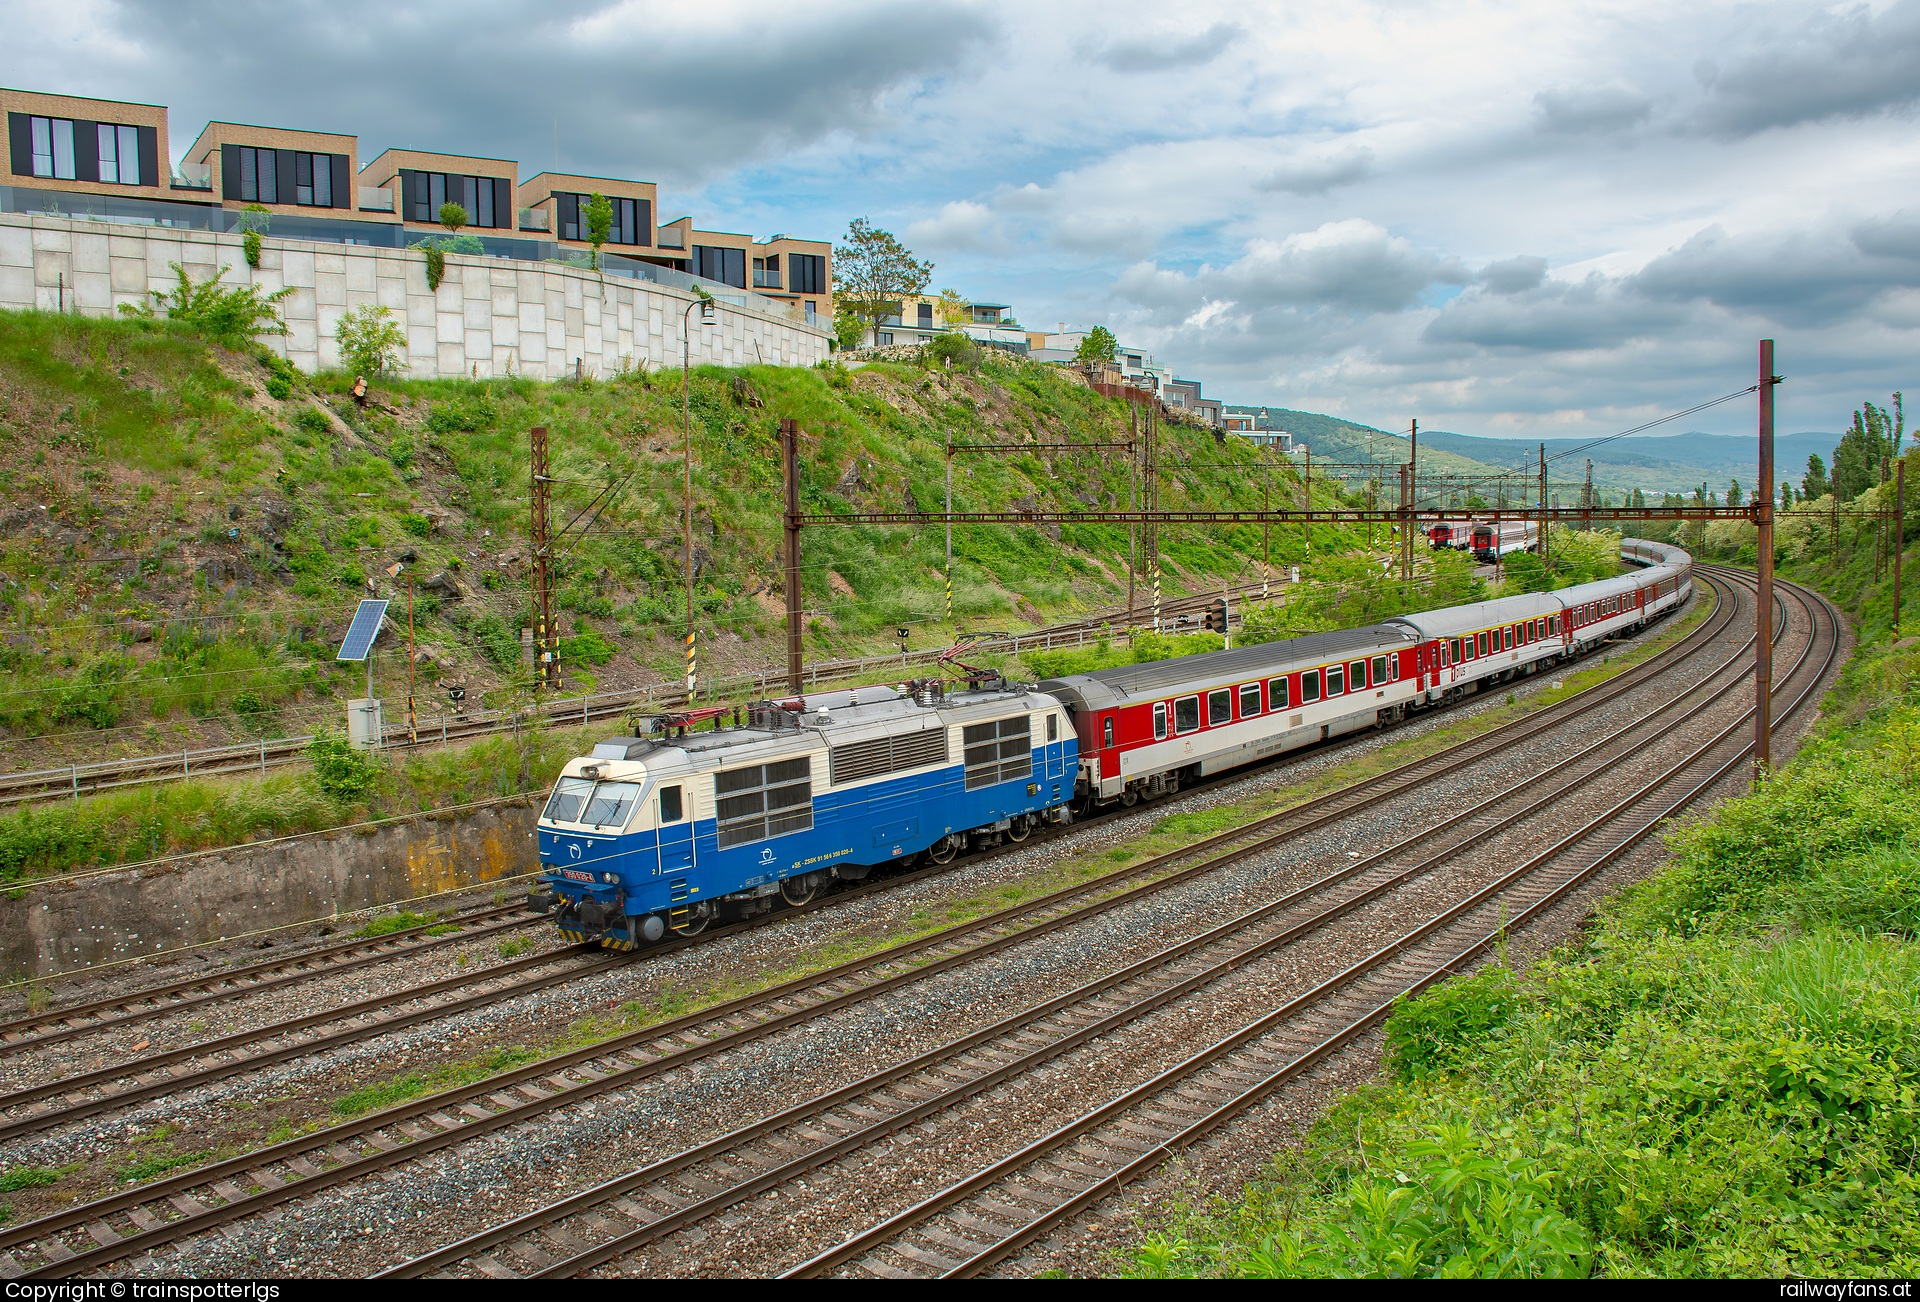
[1327,663,1346,695]
[1449,638,1460,664]
[1350,660,1367,689]
[1102,716,1115,748]
[1371,655,1387,685]
[1301,670,1321,703]
[1208,689,1232,726]
[658,785,684,823]
[1175,695,1201,733]
[1269,677,1289,710]
[1240,683,1261,717]
[1504,627,1514,650]
[1152,702,1168,740]
[1549,615,1559,635]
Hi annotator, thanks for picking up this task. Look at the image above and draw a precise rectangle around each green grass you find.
[330,1045,542,1117]
[1122,568,1919,1279]
[0,1162,80,1192]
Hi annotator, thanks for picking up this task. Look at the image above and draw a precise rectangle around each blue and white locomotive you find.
[529,677,1077,947]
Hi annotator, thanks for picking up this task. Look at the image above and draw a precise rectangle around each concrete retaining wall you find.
[0,213,831,379]
[0,799,540,979]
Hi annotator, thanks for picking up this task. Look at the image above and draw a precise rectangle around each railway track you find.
[0,568,1779,1277]
[372,569,1817,1281]
[0,568,1725,1146]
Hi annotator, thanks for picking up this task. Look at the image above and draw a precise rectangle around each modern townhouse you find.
[4,87,172,206]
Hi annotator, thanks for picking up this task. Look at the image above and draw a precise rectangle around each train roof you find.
[1384,590,1564,639]
[562,681,1053,779]
[1042,623,1414,711]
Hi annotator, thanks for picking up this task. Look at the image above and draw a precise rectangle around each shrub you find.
[305,734,380,803]
[335,304,407,378]
[925,331,982,370]
[438,202,468,233]
[559,628,618,666]
[119,262,293,346]
[294,406,332,436]
[236,204,270,270]
[264,372,292,400]
[425,245,446,292]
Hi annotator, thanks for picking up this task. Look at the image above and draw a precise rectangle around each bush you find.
[925,331,982,370]
[425,245,446,292]
[335,304,407,378]
[294,406,331,436]
[119,262,293,346]
[559,628,618,666]
[306,734,380,803]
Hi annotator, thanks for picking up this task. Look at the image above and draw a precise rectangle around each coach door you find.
[654,783,695,878]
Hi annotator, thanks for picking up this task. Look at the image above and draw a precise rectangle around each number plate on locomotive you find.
[560,869,594,882]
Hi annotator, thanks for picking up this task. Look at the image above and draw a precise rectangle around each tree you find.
[585,192,614,269]
[1075,325,1118,364]
[335,304,407,377]
[439,203,468,234]
[1802,453,1831,501]
[831,310,864,352]
[1832,399,1902,500]
[1780,482,1794,511]
[1726,479,1742,508]
[936,288,968,325]
[832,218,932,346]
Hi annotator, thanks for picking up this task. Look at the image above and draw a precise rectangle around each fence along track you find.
[3,571,1738,1277]
[0,578,1277,810]
[373,570,1783,1279]
[791,578,1838,1279]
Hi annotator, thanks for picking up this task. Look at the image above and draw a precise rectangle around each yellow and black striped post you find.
[685,630,697,699]
[1151,559,1161,632]
[945,564,953,627]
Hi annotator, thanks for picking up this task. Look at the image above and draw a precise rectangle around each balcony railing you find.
[357,186,394,212]
[171,162,212,190]
[752,269,782,289]
[517,207,550,232]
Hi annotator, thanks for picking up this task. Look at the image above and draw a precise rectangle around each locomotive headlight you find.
[604,872,617,883]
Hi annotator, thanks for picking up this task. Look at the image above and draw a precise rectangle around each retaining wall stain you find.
[0,800,540,979]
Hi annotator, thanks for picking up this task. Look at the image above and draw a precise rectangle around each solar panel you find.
[335,599,390,662]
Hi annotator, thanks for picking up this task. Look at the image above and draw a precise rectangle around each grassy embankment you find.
[1123,549,1920,1277]
[0,309,1370,760]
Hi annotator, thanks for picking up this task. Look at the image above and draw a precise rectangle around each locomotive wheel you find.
[780,875,818,907]
[928,835,959,865]
[1120,789,1139,807]
[1006,816,1032,843]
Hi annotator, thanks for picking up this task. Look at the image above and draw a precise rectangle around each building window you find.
[557,193,647,246]
[917,302,932,327]
[294,152,332,207]
[95,124,139,185]
[29,116,75,179]
[753,255,782,289]
[693,244,746,288]
[407,171,506,227]
[877,332,894,346]
[238,147,277,203]
[788,253,826,294]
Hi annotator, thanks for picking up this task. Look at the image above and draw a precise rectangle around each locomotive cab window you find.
[1175,696,1201,733]
[1047,714,1058,742]
[581,782,641,829]
[1301,670,1321,703]
[1326,664,1345,695]
[1153,702,1168,740]
[1102,716,1115,748]
[1208,690,1231,726]
[1268,677,1289,710]
[1240,683,1261,717]
[658,785,684,824]
[543,776,595,823]
[1371,656,1387,685]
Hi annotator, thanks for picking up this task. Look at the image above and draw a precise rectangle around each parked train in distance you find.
[1471,520,1539,563]
[528,540,1691,950]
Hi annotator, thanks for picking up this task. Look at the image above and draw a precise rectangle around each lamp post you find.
[682,291,717,700]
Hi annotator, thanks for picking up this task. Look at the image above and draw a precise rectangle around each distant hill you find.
[1412,430,1842,499]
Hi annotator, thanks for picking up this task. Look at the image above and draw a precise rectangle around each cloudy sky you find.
[8,0,1919,439]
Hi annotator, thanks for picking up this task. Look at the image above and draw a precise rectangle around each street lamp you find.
[682,291,717,699]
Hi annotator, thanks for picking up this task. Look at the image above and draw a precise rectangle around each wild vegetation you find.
[0,308,1390,771]
[1124,433,1920,1279]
